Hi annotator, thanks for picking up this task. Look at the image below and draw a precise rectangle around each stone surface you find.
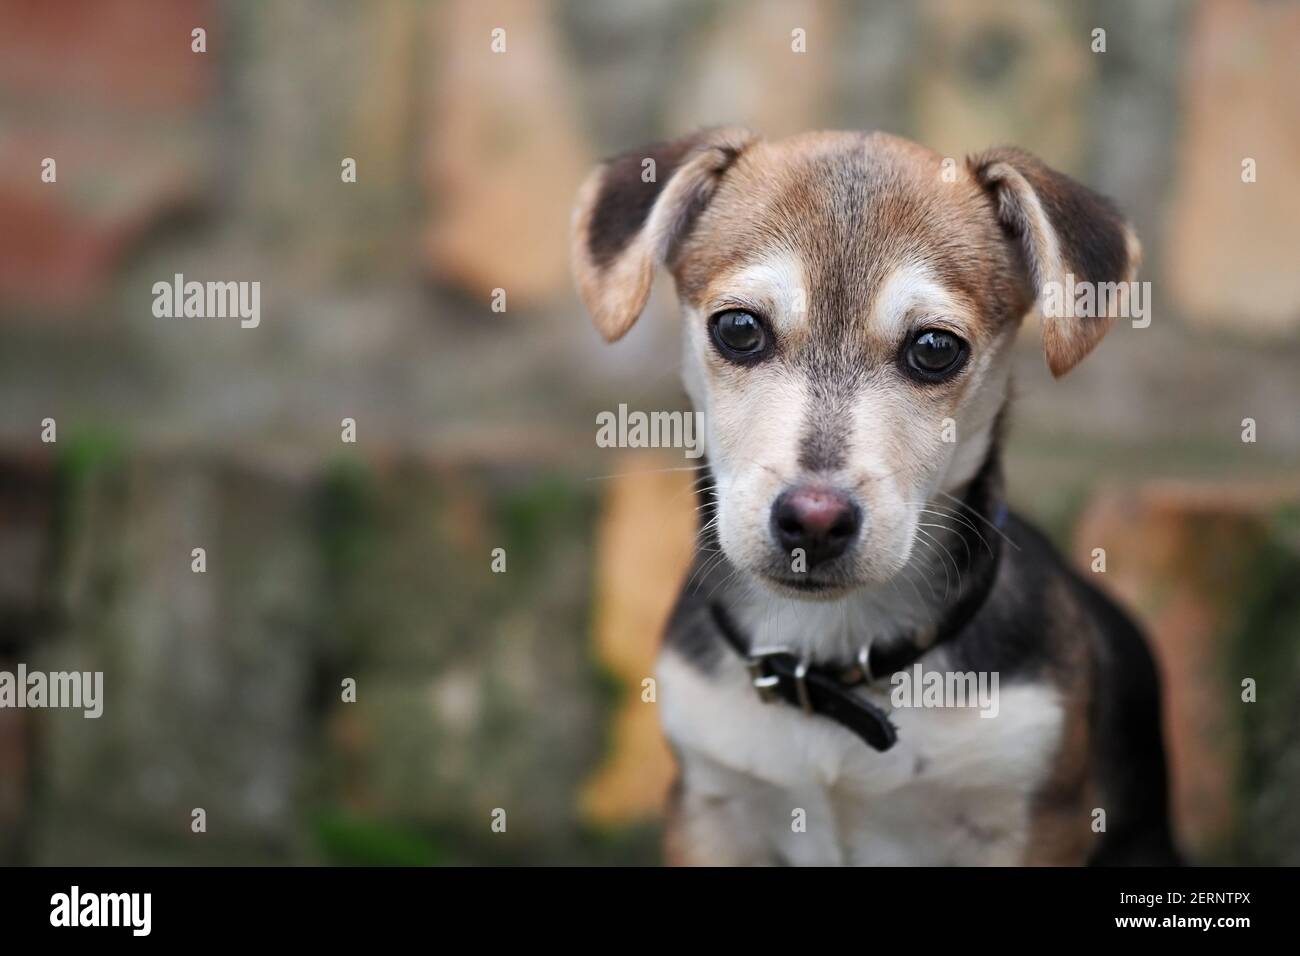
[0,451,59,864]
[665,0,833,139]
[1072,479,1300,862]
[235,0,423,283]
[1164,0,1300,335]
[7,447,618,864]
[0,0,1297,868]
[423,0,592,305]
[35,454,320,864]
[312,460,606,859]
[0,0,216,312]
[914,0,1089,171]
[0,0,215,111]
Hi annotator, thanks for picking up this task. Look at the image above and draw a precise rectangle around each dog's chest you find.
[659,647,1064,865]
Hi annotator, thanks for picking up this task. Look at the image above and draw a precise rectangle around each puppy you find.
[571,129,1178,866]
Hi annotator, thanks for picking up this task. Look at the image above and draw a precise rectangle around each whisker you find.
[918,520,972,566]
[898,545,943,607]
[685,549,729,593]
[917,505,994,558]
[704,563,744,602]
[936,489,1020,551]
[911,531,954,603]
[924,526,965,595]
[584,463,712,482]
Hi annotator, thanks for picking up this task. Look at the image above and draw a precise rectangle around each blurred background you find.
[1,0,1297,866]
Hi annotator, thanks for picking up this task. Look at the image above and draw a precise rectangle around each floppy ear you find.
[571,127,755,342]
[970,147,1142,378]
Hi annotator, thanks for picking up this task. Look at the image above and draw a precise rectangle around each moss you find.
[52,427,129,547]
[331,816,664,867]
[314,458,381,587]
[1227,503,1300,865]
[55,427,128,483]
[312,810,448,867]
[492,474,594,570]
[306,459,382,732]
[572,821,663,866]
[50,427,130,610]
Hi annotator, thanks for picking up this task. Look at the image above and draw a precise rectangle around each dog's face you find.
[573,130,1139,599]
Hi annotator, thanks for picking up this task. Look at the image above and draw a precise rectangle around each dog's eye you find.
[903,329,967,380]
[709,309,769,361]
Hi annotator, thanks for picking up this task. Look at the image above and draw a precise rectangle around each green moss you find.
[327,816,664,867]
[572,821,663,866]
[312,810,448,867]
[1227,503,1300,865]
[492,475,593,568]
[55,427,128,484]
[50,427,130,601]
[314,458,380,585]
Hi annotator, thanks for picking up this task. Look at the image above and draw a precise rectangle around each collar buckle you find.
[744,646,813,712]
[744,646,793,705]
[857,645,874,684]
[708,605,902,752]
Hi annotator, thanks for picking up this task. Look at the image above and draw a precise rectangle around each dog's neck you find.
[693,447,1006,670]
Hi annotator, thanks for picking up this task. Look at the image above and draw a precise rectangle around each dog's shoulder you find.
[978,512,1180,864]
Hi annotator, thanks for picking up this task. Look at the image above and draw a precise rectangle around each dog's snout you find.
[770,486,862,566]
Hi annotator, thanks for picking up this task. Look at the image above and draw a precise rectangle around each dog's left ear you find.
[970,147,1142,378]
[571,127,755,342]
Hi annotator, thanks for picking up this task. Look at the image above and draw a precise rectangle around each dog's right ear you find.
[970,147,1142,378]
[571,127,754,342]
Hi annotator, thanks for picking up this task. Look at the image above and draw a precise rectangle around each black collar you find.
[707,451,1007,753]
[709,602,899,750]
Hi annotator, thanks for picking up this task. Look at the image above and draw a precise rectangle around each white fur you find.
[665,256,1052,865]
[681,252,814,588]
[871,260,962,341]
[681,254,1017,597]
[659,643,1063,865]
[703,256,811,338]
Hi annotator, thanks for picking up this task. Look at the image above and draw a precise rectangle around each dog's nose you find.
[770,486,861,566]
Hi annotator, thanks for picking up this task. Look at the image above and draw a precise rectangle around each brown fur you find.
[1024,576,1096,864]
[571,129,1139,377]
[570,129,1162,866]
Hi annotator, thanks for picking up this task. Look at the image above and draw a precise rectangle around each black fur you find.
[665,442,1180,865]
[586,137,698,269]
[975,146,1132,288]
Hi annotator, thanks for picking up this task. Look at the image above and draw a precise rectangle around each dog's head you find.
[572,129,1139,599]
